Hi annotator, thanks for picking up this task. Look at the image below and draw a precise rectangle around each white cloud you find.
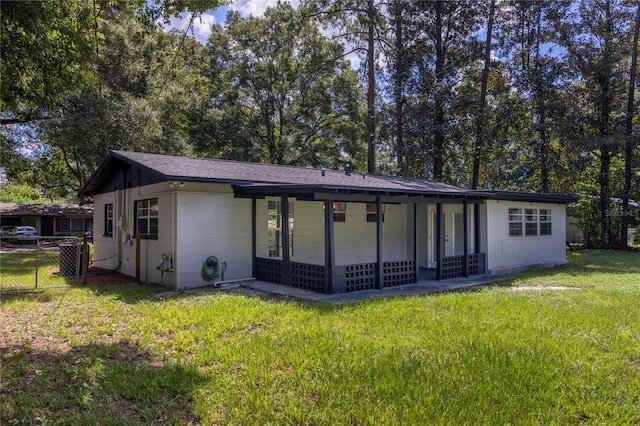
[162,1,362,69]
[165,12,218,44]
[161,0,301,43]
[229,0,300,17]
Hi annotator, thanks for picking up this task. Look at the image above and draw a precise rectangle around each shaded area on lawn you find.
[1,341,206,425]
[1,250,638,424]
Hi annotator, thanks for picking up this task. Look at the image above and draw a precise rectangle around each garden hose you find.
[202,256,226,283]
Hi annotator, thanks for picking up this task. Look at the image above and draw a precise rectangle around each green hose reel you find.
[202,256,226,283]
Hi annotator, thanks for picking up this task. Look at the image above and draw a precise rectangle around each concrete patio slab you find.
[239,274,507,304]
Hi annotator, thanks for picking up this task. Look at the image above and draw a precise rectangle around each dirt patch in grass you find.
[73,268,139,286]
[512,285,581,291]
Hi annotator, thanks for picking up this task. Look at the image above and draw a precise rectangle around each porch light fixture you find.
[168,181,185,189]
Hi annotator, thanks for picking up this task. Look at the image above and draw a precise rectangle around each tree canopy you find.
[0,0,638,247]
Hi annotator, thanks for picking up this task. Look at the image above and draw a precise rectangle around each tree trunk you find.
[599,0,613,246]
[367,0,376,174]
[432,0,445,181]
[471,0,495,189]
[533,11,550,194]
[393,0,405,175]
[622,1,640,247]
[539,119,550,193]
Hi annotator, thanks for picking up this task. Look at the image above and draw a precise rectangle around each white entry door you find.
[427,205,465,267]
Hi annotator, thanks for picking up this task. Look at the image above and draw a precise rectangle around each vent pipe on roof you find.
[345,163,351,176]
[321,167,326,177]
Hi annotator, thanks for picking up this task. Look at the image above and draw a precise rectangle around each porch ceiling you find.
[232,183,489,202]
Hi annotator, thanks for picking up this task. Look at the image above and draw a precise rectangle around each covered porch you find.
[234,184,489,295]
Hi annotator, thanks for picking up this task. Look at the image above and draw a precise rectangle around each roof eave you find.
[485,190,579,204]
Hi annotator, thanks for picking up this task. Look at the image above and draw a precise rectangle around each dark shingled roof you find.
[80,150,577,203]
[111,151,472,194]
[80,150,479,197]
[0,203,93,216]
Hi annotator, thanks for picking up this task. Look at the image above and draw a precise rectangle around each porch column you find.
[281,194,291,285]
[281,194,290,262]
[474,202,481,254]
[436,202,443,280]
[324,200,335,293]
[376,196,383,289]
[252,196,256,278]
[413,202,419,283]
[463,198,469,277]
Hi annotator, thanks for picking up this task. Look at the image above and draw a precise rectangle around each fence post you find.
[35,238,39,289]
[82,234,89,285]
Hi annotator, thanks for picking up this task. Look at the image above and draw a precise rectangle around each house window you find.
[540,209,552,235]
[333,202,346,222]
[509,207,551,237]
[104,204,114,237]
[366,202,385,222]
[525,208,538,236]
[508,208,523,236]
[268,200,294,257]
[135,198,158,239]
[58,217,93,232]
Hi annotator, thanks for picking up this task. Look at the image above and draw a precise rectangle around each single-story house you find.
[0,203,93,236]
[79,150,577,293]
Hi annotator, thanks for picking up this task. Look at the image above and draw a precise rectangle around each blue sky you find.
[164,0,300,44]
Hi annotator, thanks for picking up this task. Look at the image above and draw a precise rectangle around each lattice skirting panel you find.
[467,254,481,276]
[255,257,283,284]
[441,255,464,279]
[441,254,484,279]
[383,260,416,287]
[344,263,377,292]
[290,262,327,293]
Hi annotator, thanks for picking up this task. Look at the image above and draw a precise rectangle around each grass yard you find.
[1,250,639,425]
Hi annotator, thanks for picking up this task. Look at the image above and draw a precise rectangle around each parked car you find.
[10,226,39,241]
[0,226,16,236]
[85,229,93,243]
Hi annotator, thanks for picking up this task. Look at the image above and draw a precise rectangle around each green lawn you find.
[2,250,639,425]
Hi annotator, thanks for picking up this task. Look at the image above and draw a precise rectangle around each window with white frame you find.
[104,204,114,237]
[509,207,552,237]
[539,209,552,235]
[135,198,158,239]
[508,208,523,236]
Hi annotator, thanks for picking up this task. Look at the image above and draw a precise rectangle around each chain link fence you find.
[0,236,89,290]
